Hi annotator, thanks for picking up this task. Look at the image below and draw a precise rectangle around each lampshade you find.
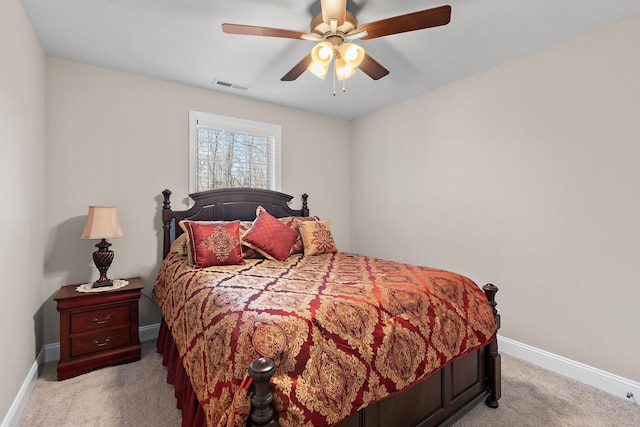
[338,43,365,67]
[307,61,329,79]
[311,42,334,66]
[335,56,356,80]
[81,206,123,239]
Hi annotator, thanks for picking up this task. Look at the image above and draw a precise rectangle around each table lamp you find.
[81,206,123,288]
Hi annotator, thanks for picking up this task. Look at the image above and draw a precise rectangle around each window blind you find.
[189,111,281,193]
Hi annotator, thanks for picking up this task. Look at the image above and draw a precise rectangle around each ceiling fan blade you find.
[321,0,347,26]
[358,54,389,80]
[281,53,313,81]
[301,33,323,42]
[359,5,451,40]
[344,29,368,41]
[222,23,308,40]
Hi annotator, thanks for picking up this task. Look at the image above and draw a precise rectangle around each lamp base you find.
[92,239,115,288]
[92,278,114,288]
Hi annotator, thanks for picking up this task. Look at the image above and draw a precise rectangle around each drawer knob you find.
[92,314,112,325]
[93,337,111,347]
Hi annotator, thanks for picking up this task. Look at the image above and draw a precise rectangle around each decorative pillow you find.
[239,221,264,259]
[242,210,299,261]
[169,232,188,256]
[180,220,244,268]
[290,216,322,254]
[255,205,321,255]
[299,220,338,256]
[177,221,196,264]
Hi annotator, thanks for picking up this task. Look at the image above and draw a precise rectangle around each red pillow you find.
[255,205,321,255]
[242,210,299,261]
[181,220,244,268]
[239,221,265,259]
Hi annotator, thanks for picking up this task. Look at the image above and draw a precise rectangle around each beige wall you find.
[0,0,46,419]
[351,14,640,382]
[43,58,352,344]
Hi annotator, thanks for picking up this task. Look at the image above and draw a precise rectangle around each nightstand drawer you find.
[71,327,131,358]
[70,305,130,334]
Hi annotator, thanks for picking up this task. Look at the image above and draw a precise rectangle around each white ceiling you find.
[19,0,640,120]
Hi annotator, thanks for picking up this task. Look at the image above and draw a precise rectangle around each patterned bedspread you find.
[153,252,497,427]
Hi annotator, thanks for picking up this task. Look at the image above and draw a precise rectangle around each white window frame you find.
[188,110,281,194]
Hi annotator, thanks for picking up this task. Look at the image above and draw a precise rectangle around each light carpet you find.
[16,342,640,426]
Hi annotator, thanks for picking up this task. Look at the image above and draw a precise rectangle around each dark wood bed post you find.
[301,193,309,217]
[248,358,280,427]
[162,189,173,258]
[482,283,501,408]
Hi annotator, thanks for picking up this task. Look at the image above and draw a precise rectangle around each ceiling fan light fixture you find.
[311,42,334,66]
[335,56,355,80]
[339,43,365,67]
[307,62,329,79]
[223,2,452,86]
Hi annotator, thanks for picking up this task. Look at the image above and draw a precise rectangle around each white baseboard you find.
[2,323,162,427]
[43,342,59,364]
[498,335,640,404]
[139,322,160,343]
[0,348,43,427]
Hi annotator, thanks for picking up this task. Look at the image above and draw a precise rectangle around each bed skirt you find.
[157,319,207,427]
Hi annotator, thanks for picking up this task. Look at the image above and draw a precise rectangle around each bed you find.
[154,188,501,427]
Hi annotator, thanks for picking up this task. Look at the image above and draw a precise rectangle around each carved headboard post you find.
[301,193,309,217]
[162,189,173,258]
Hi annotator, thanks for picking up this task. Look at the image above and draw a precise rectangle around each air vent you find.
[212,79,249,91]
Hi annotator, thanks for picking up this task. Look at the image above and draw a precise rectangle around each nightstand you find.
[54,277,144,380]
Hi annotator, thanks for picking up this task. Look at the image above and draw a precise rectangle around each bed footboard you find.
[247,284,501,426]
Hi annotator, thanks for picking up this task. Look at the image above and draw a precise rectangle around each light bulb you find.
[345,46,358,61]
[307,62,328,79]
[319,45,332,60]
[311,42,334,66]
[338,43,364,67]
[335,57,355,80]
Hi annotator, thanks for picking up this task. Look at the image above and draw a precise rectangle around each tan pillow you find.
[178,220,195,264]
[289,216,322,254]
[299,220,338,256]
[169,233,188,257]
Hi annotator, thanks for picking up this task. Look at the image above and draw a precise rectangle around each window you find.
[189,111,281,193]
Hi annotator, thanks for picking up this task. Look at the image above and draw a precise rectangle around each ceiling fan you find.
[222,0,451,83]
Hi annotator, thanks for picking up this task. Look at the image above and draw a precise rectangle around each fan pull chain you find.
[332,60,337,96]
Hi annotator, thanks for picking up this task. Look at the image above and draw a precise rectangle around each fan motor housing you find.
[310,11,358,37]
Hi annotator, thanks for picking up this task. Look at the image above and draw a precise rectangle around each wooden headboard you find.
[161,188,309,258]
